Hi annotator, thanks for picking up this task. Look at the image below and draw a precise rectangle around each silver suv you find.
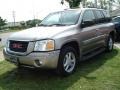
[3,8,115,76]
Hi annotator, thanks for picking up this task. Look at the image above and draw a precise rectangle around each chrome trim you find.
[83,34,106,45]
[7,40,35,55]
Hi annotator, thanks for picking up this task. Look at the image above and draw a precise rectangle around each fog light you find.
[35,59,43,66]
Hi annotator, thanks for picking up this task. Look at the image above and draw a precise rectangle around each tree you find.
[86,1,95,8]
[112,0,120,8]
[94,0,98,8]
[0,17,6,30]
[62,0,82,8]
[82,0,87,7]
[98,0,107,9]
[116,0,120,5]
[108,0,115,11]
[20,21,26,29]
[26,19,41,28]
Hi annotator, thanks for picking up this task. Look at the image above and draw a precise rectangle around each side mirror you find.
[81,21,94,28]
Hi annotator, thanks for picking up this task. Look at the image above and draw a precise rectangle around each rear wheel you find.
[57,46,77,76]
[106,35,114,52]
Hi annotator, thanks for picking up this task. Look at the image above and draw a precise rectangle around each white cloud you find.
[0,0,69,22]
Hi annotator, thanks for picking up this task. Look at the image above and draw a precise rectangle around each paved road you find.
[0,32,15,61]
[0,32,14,46]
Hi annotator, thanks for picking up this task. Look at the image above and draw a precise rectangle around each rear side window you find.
[95,10,105,23]
[102,10,111,22]
[95,10,104,19]
[102,10,110,18]
[83,10,95,22]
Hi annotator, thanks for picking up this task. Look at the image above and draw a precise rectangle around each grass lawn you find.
[0,49,120,90]
[0,46,4,51]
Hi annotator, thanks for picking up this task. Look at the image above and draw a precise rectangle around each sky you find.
[0,0,69,22]
[0,0,117,22]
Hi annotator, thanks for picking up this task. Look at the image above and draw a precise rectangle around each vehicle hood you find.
[8,26,73,41]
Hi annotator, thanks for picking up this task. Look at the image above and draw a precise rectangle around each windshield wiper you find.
[48,24,67,26]
[38,24,49,26]
[39,23,70,27]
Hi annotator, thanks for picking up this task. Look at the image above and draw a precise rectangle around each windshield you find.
[40,10,80,26]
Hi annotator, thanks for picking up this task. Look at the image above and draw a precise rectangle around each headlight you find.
[34,40,55,51]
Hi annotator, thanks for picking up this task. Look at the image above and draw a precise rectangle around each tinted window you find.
[102,10,110,18]
[95,10,105,23]
[102,10,111,22]
[95,10,104,19]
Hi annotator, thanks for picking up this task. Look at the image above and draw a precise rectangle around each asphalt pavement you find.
[0,32,14,46]
[0,32,14,61]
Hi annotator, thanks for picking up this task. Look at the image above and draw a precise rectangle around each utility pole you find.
[61,0,64,5]
[94,0,97,8]
[33,14,36,27]
[12,11,16,27]
[109,0,112,12]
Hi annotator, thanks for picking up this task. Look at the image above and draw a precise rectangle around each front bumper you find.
[3,48,60,69]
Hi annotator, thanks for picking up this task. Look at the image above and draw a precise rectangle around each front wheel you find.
[57,46,77,76]
[106,35,114,52]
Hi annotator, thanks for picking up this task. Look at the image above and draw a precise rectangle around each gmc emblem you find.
[12,43,23,49]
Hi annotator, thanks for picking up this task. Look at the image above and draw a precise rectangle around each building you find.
[5,22,21,28]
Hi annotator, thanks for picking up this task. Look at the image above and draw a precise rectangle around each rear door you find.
[93,10,110,47]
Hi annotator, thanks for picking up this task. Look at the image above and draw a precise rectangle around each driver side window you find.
[81,10,95,28]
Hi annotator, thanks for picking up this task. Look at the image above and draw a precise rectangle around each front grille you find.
[9,40,29,53]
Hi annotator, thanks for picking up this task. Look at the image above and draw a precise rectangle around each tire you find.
[17,64,24,70]
[116,32,120,41]
[57,46,77,76]
[106,35,114,52]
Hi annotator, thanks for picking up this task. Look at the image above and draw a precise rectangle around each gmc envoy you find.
[3,8,115,76]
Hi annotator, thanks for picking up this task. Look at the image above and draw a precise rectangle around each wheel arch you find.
[109,31,116,41]
[60,41,80,57]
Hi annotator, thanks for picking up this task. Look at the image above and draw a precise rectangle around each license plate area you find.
[10,56,18,63]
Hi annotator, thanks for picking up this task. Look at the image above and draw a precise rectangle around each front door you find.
[80,10,98,54]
